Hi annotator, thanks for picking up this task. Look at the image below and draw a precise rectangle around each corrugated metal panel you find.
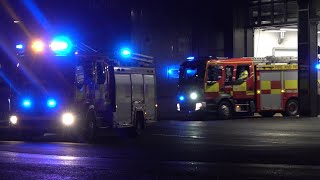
[260,71,281,81]
[283,70,297,80]
[260,94,282,110]
[144,75,156,121]
[131,74,144,102]
[115,74,132,125]
[260,71,282,110]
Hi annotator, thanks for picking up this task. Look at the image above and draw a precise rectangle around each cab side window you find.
[225,66,234,83]
[236,65,249,81]
[207,65,222,81]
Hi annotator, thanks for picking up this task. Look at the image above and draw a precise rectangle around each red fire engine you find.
[177,56,308,119]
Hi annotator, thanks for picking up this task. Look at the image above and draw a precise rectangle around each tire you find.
[186,111,206,121]
[86,110,97,142]
[136,111,145,134]
[130,111,144,137]
[218,101,232,120]
[284,99,299,116]
[259,112,276,117]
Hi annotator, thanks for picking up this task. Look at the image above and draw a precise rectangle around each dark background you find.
[2,0,300,119]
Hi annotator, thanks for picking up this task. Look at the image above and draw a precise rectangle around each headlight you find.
[10,115,18,125]
[190,92,198,100]
[195,103,202,111]
[177,103,181,111]
[62,113,74,126]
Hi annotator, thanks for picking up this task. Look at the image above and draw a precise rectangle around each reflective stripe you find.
[261,81,271,90]
[233,82,247,91]
[286,90,298,93]
[261,90,271,94]
[205,83,219,92]
[256,64,298,70]
[271,89,281,94]
[246,91,255,96]
[284,80,297,89]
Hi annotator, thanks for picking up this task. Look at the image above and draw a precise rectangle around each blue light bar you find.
[51,41,68,51]
[179,96,185,101]
[187,56,195,60]
[316,64,320,70]
[120,48,132,58]
[50,36,72,55]
[22,99,32,108]
[47,98,57,108]
[16,44,23,49]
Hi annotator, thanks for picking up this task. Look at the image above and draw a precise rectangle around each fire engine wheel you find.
[259,112,276,117]
[136,111,145,135]
[86,111,97,142]
[284,99,299,116]
[130,111,145,137]
[218,101,232,120]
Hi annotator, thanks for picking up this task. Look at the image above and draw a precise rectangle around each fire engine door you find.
[222,66,235,94]
[131,74,144,103]
[232,65,250,98]
[204,65,222,99]
[95,62,107,111]
[115,74,132,124]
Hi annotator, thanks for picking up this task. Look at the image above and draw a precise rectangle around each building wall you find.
[131,0,251,120]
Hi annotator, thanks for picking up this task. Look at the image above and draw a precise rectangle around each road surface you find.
[1,117,320,179]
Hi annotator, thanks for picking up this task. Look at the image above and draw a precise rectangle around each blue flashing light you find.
[316,64,320,70]
[16,44,23,49]
[167,66,180,79]
[50,36,72,55]
[22,99,32,108]
[186,69,194,74]
[179,96,185,101]
[187,56,195,60]
[47,98,57,108]
[51,41,68,51]
[120,48,132,58]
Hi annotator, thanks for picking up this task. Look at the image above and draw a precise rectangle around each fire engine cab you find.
[3,37,156,140]
[177,56,318,119]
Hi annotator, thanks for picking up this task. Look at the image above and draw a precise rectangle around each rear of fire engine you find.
[6,37,156,140]
[177,56,318,119]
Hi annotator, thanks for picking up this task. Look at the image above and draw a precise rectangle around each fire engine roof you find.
[207,57,253,64]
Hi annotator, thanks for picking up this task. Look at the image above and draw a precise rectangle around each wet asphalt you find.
[1,116,320,179]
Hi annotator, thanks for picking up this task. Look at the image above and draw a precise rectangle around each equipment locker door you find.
[115,74,132,125]
[144,74,156,121]
[131,74,144,102]
[260,71,282,110]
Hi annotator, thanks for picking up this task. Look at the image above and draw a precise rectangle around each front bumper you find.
[177,102,207,112]
[7,113,78,133]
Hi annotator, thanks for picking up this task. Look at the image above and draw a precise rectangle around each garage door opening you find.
[254,26,320,57]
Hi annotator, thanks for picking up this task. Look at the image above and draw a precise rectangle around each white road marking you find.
[152,133,206,139]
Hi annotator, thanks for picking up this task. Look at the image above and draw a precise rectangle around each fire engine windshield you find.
[14,56,76,95]
[179,60,205,85]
